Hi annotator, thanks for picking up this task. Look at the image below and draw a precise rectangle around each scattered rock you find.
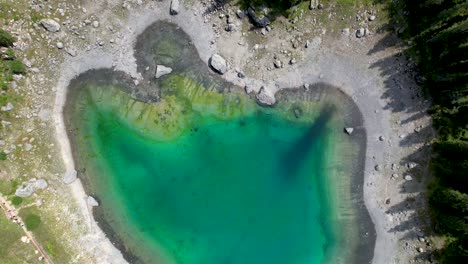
[344,127,354,135]
[256,86,276,106]
[56,42,64,49]
[369,15,376,21]
[40,19,61,32]
[155,65,173,79]
[289,58,296,65]
[379,135,385,141]
[63,169,77,184]
[92,21,99,28]
[404,175,413,181]
[66,49,77,57]
[356,28,366,38]
[209,54,228,74]
[419,237,426,242]
[417,247,424,253]
[385,198,391,204]
[24,143,33,151]
[237,71,245,78]
[342,28,350,36]
[303,83,310,91]
[87,196,99,207]
[170,0,180,15]
[35,179,48,190]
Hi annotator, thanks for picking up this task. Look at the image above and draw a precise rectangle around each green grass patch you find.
[0,29,15,47]
[0,212,36,263]
[0,151,7,160]
[11,196,22,206]
[24,214,41,231]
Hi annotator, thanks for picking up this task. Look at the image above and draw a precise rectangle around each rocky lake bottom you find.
[63,21,375,264]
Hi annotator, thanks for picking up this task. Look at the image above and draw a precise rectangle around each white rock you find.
[63,170,77,184]
[92,21,99,28]
[404,175,413,181]
[369,15,376,21]
[344,127,354,135]
[1,102,14,111]
[87,196,99,207]
[34,179,48,190]
[256,86,276,106]
[356,28,366,38]
[342,28,350,36]
[40,19,61,32]
[170,0,180,15]
[155,65,173,79]
[209,54,228,74]
[24,144,33,151]
[245,85,253,94]
[56,42,64,49]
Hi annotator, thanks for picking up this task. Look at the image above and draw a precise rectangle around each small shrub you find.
[9,60,25,74]
[24,214,41,230]
[0,29,15,47]
[11,196,23,206]
[0,151,7,160]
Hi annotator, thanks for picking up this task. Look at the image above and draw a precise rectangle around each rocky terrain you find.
[0,0,434,263]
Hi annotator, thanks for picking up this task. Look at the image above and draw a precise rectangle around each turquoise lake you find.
[64,22,375,264]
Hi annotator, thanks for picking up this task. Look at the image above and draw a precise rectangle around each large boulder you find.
[63,169,77,184]
[256,86,276,106]
[155,65,173,79]
[15,179,48,198]
[40,19,61,32]
[247,7,271,28]
[170,0,180,15]
[209,54,228,74]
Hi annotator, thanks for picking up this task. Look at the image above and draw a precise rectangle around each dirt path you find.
[0,195,53,264]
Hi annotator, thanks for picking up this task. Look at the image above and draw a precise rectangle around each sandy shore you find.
[53,1,432,263]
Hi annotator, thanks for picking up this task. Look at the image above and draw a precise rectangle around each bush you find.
[0,29,15,47]
[11,196,23,206]
[9,60,25,74]
[24,214,41,231]
[0,152,7,160]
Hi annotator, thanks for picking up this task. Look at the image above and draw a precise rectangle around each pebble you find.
[404,175,413,181]
[92,21,99,28]
[56,42,64,49]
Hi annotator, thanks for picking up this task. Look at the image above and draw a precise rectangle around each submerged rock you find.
[209,54,228,74]
[256,86,276,106]
[155,65,173,79]
[40,19,61,32]
[170,0,180,15]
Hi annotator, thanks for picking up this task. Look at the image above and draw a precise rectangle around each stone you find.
[256,86,276,106]
[404,175,413,181]
[407,162,418,169]
[303,83,310,91]
[155,65,173,79]
[92,21,99,28]
[225,23,236,32]
[379,135,385,141]
[209,54,228,74]
[418,247,424,253]
[237,71,245,78]
[63,169,77,184]
[245,85,253,94]
[66,49,77,57]
[87,196,99,207]
[1,102,14,111]
[24,144,33,151]
[356,28,366,38]
[34,179,48,190]
[344,127,354,135]
[273,60,282,68]
[342,28,350,36]
[369,15,376,21]
[236,10,245,19]
[40,19,61,32]
[56,42,64,49]
[309,0,318,9]
[375,165,382,171]
[170,0,180,15]
[247,7,271,28]
[289,58,296,65]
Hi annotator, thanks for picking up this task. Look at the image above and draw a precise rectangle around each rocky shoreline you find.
[42,0,432,263]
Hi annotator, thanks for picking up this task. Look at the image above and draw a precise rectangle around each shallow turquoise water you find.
[77,91,338,264]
